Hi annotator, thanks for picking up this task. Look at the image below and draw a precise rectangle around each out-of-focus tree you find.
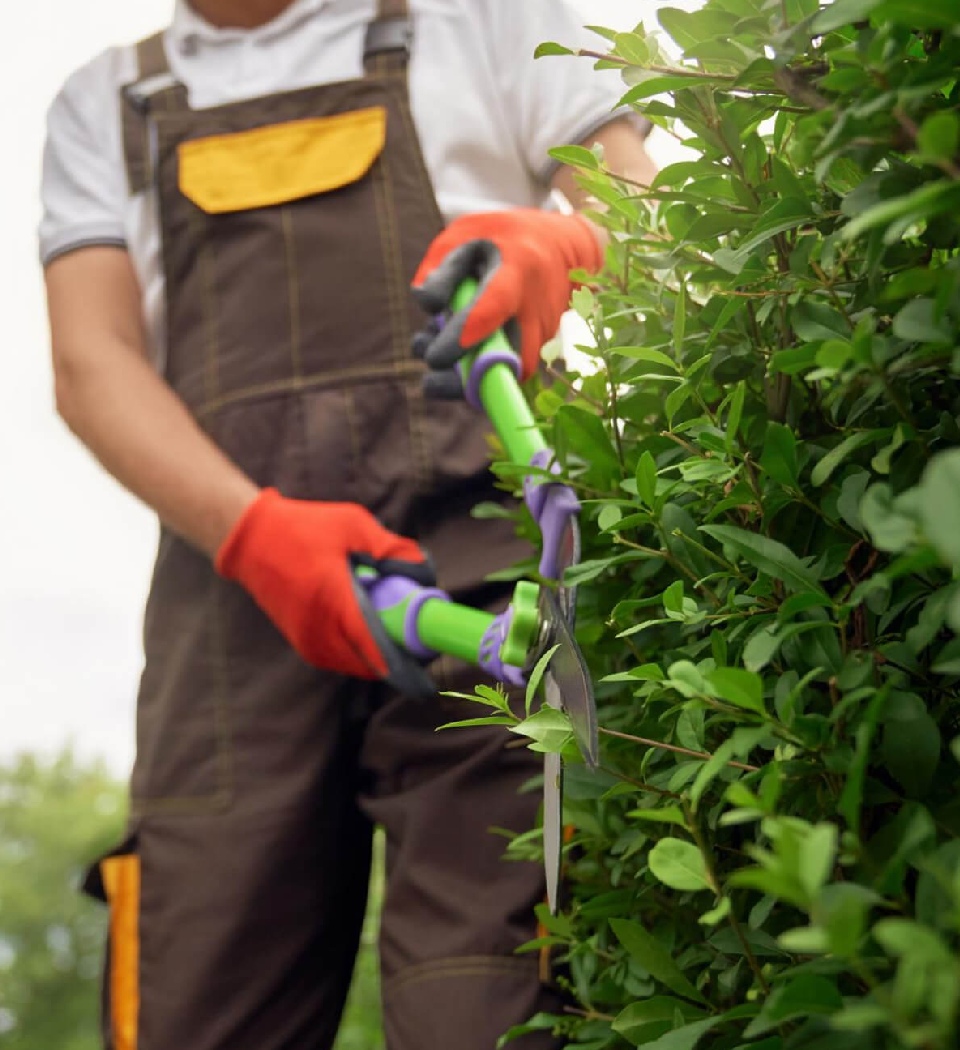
[0,751,125,1050]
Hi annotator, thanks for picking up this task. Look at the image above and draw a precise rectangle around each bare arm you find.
[552,116,658,251]
[45,246,259,557]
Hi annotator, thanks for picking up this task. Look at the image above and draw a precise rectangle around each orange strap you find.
[101,855,141,1050]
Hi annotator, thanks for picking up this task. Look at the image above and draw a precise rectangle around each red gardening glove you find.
[411,210,603,397]
[215,489,434,680]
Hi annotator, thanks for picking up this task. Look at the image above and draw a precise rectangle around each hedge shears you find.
[352,280,597,909]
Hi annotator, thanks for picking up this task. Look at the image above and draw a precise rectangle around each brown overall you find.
[84,5,563,1049]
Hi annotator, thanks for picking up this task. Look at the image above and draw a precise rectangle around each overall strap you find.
[363,0,412,77]
[121,32,189,194]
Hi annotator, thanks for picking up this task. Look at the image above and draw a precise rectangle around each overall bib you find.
[85,6,563,1049]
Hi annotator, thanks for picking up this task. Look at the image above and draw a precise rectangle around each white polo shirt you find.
[39,0,631,357]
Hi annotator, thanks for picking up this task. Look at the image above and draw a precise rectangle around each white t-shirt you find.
[39,0,631,357]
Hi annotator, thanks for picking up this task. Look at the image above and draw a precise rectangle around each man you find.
[40,1,655,1048]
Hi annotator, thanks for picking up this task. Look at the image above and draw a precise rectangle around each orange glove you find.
[216,489,433,680]
[411,210,603,395]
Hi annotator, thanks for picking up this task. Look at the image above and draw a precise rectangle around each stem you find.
[601,764,680,798]
[600,727,760,772]
[684,802,771,994]
[575,51,736,80]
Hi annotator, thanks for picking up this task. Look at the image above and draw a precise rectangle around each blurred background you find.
[0,1,692,1046]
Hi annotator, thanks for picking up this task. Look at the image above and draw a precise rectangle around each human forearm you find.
[54,337,258,556]
[46,248,258,557]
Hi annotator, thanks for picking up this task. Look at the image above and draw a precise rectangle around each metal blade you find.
[539,588,598,769]
[542,673,564,913]
[555,518,581,627]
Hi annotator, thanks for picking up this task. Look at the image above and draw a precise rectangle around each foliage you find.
[0,750,385,1050]
[483,2,960,1048]
[335,831,385,1050]
[0,751,124,1050]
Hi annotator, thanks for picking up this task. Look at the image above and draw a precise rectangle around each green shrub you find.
[486,2,960,1047]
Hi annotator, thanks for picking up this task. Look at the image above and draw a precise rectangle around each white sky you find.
[0,0,691,776]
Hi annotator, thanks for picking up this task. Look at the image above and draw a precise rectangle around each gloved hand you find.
[411,209,603,397]
[215,489,434,680]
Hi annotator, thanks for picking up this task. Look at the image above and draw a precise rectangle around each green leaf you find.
[861,484,918,553]
[791,301,849,343]
[874,0,960,30]
[674,282,687,356]
[880,692,941,798]
[892,299,953,344]
[609,918,707,1004]
[743,625,781,673]
[613,998,704,1046]
[701,525,826,594]
[812,0,881,33]
[641,1016,728,1050]
[636,452,658,508]
[698,897,732,926]
[918,112,960,163]
[706,668,766,715]
[919,450,960,568]
[811,431,880,486]
[630,806,687,826]
[525,644,560,718]
[843,181,960,241]
[760,423,798,487]
[534,41,574,58]
[547,144,600,171]
[613,347,680,370]
[744,975,844,1036]
[725,382,745,452]
[648,838,712,892]
[597,504,623,532]
[797,823,837,898]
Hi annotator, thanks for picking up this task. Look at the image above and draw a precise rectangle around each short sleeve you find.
[484,0,644,184]
[39,52,128,267]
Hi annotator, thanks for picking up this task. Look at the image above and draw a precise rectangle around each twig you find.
[600,727,760,772]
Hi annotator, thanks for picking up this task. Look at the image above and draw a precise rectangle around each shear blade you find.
[555,518,581,626]
[538,588,598,769]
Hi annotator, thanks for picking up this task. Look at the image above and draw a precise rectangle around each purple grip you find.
[464,347,521,410]
[361,574,450,660]
[479,607,527,688]
[523,449,581,580]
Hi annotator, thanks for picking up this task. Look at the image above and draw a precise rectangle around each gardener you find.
[40,1,655,1048]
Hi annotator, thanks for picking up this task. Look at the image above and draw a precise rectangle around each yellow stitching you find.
[192,206,221,406]
[130,790,231,817]
[194,360,424,418]
[370,151,406,365]
[385,956,533,995]
[281,207,303,379]
[373,141,433,491]
[211,580,234,808]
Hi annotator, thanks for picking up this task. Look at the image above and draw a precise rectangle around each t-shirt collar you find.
[171,0,330,52]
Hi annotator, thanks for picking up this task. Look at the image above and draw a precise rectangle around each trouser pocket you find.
[83,833,140,1050]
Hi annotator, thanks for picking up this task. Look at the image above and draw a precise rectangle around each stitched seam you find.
[340,387,364,493]
[371,137,432,492]
[384,74,441,494]
[370,150,406,366]
[281,207,303,379]
[385,956,532,995]
[193,362,425,419]
[130,790,231,817]
[211,581,234,807]
[195,209,221,405]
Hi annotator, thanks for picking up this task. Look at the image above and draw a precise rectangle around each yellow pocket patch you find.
[178,107,387,214]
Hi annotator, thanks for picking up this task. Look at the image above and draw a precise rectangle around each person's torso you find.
[90,0,557,357]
